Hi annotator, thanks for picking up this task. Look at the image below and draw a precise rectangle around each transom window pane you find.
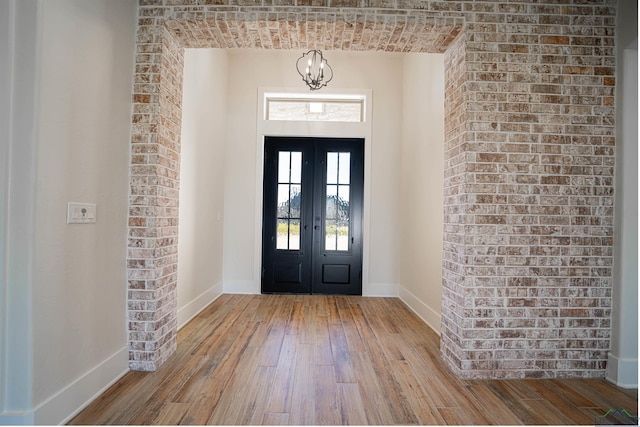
[265,94,365,122]
[325,152,351,252]
[276,151,302,250]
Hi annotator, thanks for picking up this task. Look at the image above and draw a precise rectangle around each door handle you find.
[314,225,319,230]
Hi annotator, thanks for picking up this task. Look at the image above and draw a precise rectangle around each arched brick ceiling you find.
[164,12,463,52]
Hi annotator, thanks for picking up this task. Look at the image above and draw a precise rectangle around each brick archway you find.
[127,2,616,380]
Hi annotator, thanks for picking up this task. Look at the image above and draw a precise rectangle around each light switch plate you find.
[67,202,97,224]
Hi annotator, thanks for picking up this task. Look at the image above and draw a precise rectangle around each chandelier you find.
[296,50,333,91]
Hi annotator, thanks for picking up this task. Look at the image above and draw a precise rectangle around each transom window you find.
[265,93,365,122]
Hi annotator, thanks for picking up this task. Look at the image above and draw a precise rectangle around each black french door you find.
[261,136,364,295]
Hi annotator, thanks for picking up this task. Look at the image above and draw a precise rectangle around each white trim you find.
[3,0,42,414]
[363,283,398,297]
[399,285,441,336]
[177,282,223,330]
[33,346,129,425]
[0,412,35,426]
[606,353,639,389]
[0,0,14,413]
[255,87,373,295]
[224,280,260,294]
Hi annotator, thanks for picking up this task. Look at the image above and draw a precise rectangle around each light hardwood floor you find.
[69,294,638,425]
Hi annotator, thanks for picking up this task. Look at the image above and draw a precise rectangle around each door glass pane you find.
[337,220,349,251]
[290,184,301,218]
[325,220,337,251]
[289,220,300,250]
[338,185,350,220]
[326,185,337,218]
[278,152,290,183]
[276,219,289,250]
[338,153,350,184]
[276,151,302,251]
[325,152,350,252]
[277,184,290,217]
[327,153,338,184]
[291,152,302,183]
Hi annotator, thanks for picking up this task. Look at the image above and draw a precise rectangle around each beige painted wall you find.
[177,49,228,327]
[199,48,444,312]
[222,49,411,294]
[28,0,135,423]
[399,54,445,333]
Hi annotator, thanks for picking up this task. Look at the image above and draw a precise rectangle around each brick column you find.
[440,1,616,379]
[127,18,184,371]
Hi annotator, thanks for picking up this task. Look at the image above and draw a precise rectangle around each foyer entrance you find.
[261,136,364,295]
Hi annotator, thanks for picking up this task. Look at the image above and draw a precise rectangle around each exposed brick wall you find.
[442,1,616,379]
[127,0,617,377]
[127,25,184,371]
[442,31,470,375]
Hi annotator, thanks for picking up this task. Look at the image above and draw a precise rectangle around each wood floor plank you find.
[572,378,639,411]
[338,308,366,352]
[246,367,278,425]
[285,301,304,335]
[390,359,447,425]
[171,315,246,404]
[179,321,260,425]
[69,295,638,426]
[484,380,550,425]
[438,407,473,425]
[299,299,315,344]
[521,379,600,425]
[266,334,298,414]
[349,351,396,424]
[348,302,377,343]
[326,295,342,325]
[288,343,315,425]
[521,398,580,425]
[465,382,525,425]
[313,295,328,317]
[363,337,419,424]
[328,320,357,383]
[67,371,150,425]
[262,412,290,425]
[127,354,211,424]
[313,365,341,425]
[390,334,460,408]
[539,378,602,408]
[224,365,277,425]
[314,315,334,366]
[368,298,402,334]
[337,383,369,425]
[255,302,287,367]
[151,403,189,425]
[206,346,262,425]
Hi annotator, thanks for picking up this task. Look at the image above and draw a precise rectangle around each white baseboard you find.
[223,281,398,297]
[0,412,35,425]
[398,285,441,335]
[177,282,223,330]
[606,353,639,389]
[30,346,129,425]
[363,282,398,297]
[224,280,260,294]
